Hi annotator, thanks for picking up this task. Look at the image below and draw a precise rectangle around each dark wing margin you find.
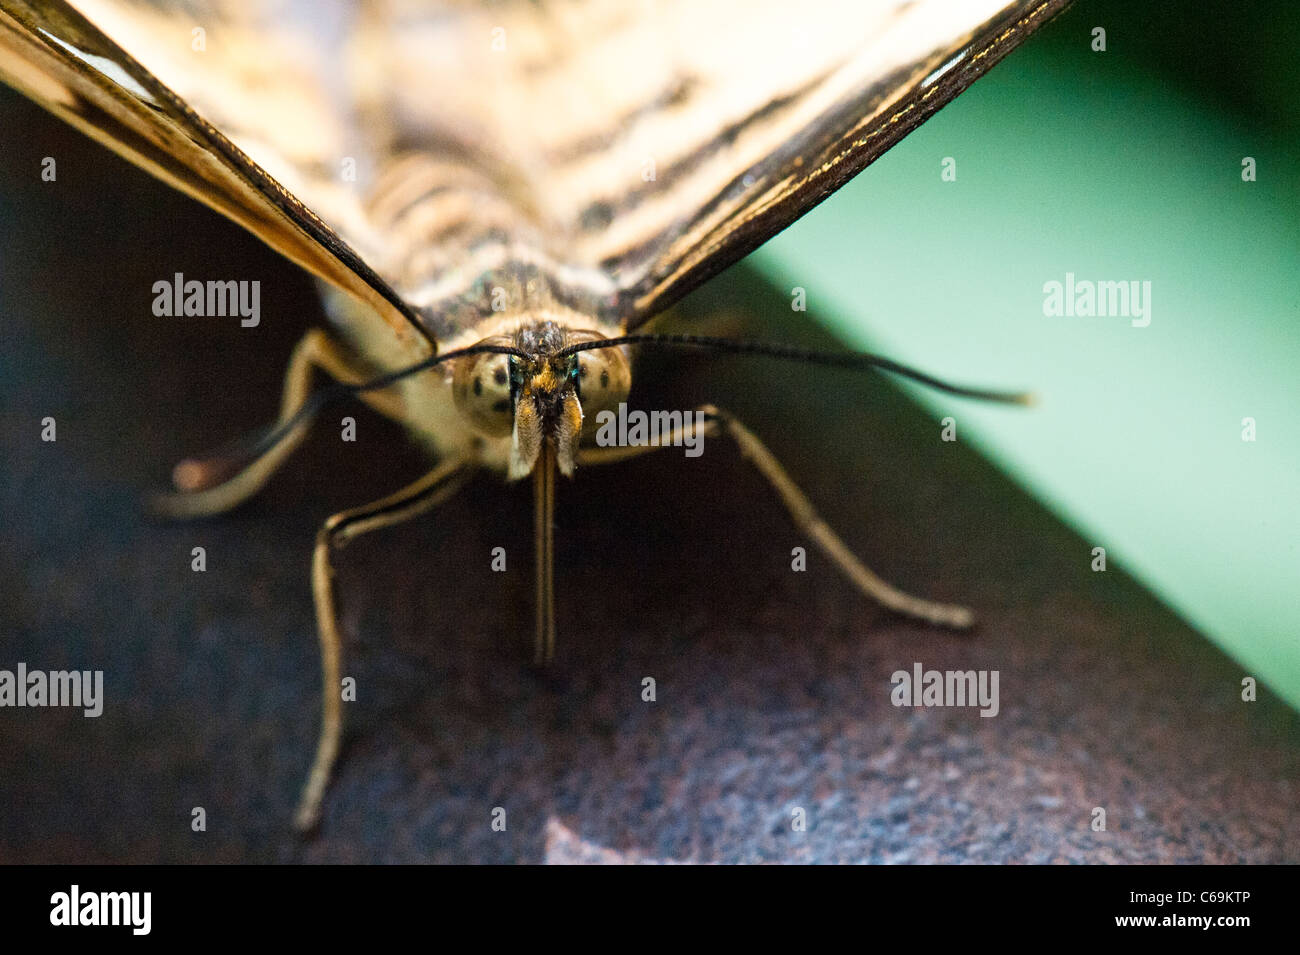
[0,0,430,347]
[620,0,1073,328]
[0,0,1074,344]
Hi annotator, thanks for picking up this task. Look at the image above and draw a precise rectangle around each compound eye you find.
[575,347,630,420]
[452,353,513,437]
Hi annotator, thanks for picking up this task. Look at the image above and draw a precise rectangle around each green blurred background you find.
[753,1,1300,708]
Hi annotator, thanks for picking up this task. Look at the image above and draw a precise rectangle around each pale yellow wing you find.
[0,0,1071,343]
[0,0,427,346]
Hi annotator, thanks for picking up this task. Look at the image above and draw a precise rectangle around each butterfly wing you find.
[0,0,1070,344]
[0,0,427,345]
[575,0,1075,325]
[318,0,1075,341]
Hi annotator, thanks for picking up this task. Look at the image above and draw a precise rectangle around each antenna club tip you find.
[1015,392,1039,408]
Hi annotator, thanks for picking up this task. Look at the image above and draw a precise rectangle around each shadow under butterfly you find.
[0,0,1072,830]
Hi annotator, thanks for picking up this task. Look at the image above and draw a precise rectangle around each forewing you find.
[0,1,1071,344]
[344,0,1071,330]
[598,0,1074,324]
[0,0,427,345]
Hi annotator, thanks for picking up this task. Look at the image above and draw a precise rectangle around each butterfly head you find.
[451,320,630,479]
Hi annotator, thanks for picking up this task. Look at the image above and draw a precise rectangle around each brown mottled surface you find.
[1,88,1297,864]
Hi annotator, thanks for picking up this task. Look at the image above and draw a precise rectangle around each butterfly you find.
[0,0,1070,829]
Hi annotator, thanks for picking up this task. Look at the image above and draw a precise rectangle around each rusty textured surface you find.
[1,89,1297,863]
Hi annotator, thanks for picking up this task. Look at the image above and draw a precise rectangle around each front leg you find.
[296,456,474,832]
[579,404,973,629]
[152,328,407,520]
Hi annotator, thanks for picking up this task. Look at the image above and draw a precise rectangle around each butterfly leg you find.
[296,455,475,832]
[152,328,406,519]
[580,406,973,629]
[702,405,973,628]
[575,417,720,467]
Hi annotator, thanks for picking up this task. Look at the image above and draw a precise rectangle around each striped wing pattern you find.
[0,0,1069,345]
